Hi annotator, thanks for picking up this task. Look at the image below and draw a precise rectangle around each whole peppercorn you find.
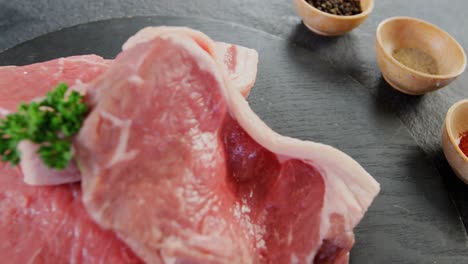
[307,0,363,16]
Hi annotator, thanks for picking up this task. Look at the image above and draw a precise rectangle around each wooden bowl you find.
[293,0,374,36]
[442,99,468,183]
[376,17,467,95]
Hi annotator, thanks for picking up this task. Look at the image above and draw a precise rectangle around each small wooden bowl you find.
[376,17,467,95]
[442,99,468,183]
[293,0,374,36]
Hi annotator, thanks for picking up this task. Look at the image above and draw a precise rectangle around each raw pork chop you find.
[214,41,258,97]
[123,27,258,97]
[75,27,380,263]
[10,43,257,186]
[0,41,258,262]
[0,55,111,185]
[0,55,143,263]
[0,164,142,263]
[0,55,109,112]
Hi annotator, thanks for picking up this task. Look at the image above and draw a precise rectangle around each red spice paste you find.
[459,132,468,157]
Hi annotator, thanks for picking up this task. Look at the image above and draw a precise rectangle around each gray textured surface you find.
[1,0,468,260]
[1,16,467,263]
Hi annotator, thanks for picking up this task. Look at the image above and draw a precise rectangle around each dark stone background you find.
[1,0,467,253]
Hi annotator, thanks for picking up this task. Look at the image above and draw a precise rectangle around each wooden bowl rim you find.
[376,16,467,79]
[446,99,468,163]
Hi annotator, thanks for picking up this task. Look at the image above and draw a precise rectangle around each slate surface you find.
[0,16,467,263]
[1,0,468,261]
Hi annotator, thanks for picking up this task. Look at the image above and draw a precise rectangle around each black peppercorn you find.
[306,0,363,16]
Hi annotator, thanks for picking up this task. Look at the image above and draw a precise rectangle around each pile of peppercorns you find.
[307,0,362,16]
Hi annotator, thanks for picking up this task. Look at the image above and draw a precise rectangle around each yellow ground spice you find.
[392,48,439,75]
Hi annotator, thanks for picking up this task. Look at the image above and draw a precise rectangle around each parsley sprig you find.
[0,83,88,169]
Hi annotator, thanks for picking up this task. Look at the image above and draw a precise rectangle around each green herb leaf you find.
[0,83,88,169]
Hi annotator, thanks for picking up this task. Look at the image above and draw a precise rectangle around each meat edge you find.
[124,28,380,261]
